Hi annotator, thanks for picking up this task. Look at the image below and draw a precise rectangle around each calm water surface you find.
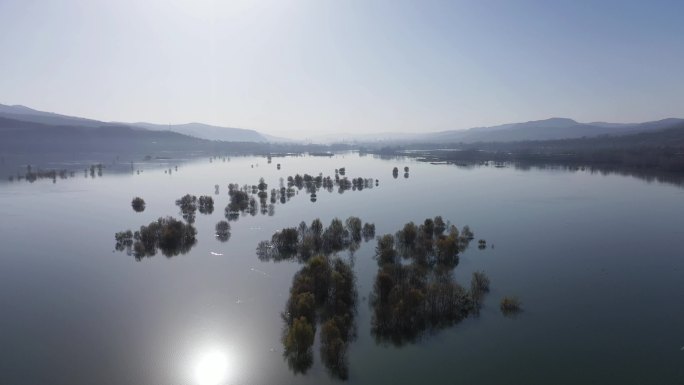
[1,154,683,385]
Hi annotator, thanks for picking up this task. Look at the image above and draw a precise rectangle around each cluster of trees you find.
[286,172,376,195]
[257,216,374,378]
[219,171,377,223]
[175,194,214,222]
[369,217,488,345]
[131,197,145,212]
[282,255,357,380]
[256,217,375,262]
[115,216,197,260]
[225,184,259,220]
[384,217,473,267]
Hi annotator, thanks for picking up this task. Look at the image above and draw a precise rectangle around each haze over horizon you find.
[1,0,683,138]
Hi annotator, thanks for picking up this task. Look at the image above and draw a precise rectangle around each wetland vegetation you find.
[500,296,522,316]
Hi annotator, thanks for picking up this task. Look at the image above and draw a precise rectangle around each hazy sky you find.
[1,0,683,138]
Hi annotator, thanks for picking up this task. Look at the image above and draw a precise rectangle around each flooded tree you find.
[272,227,300,256]
[434,216,446,236]
[362,223,376,241]
[131,197,146,212]
[198,195,214,214]
[345,217,362,243]
[462,225,474,239]
[322,218,349,253]
[175,194,198,223]
[115,230,134,251]
[215,220,231,242]
[225,189,250,220]
[257,177,268,194]
[375,234,397,265]
[283,316,315,374]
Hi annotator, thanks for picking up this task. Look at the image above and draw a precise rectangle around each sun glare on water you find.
[193,348,232,385]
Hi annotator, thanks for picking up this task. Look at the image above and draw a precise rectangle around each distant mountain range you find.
[1,103,683,148]
[425,117,684,143]
[0,103,270,142]
[320,117,684,144]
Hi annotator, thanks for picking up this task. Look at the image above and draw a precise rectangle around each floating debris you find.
[250,267,271,277]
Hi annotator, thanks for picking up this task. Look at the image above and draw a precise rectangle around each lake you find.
[1,153,683,385]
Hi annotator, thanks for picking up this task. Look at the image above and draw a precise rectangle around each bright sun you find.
[193,348,231,385]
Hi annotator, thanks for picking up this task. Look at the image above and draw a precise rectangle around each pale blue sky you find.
[1,0,682,137]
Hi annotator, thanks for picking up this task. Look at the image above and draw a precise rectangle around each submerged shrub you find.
[470,271,490,305]
[131,197,146,212]
[500,296,522,316]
